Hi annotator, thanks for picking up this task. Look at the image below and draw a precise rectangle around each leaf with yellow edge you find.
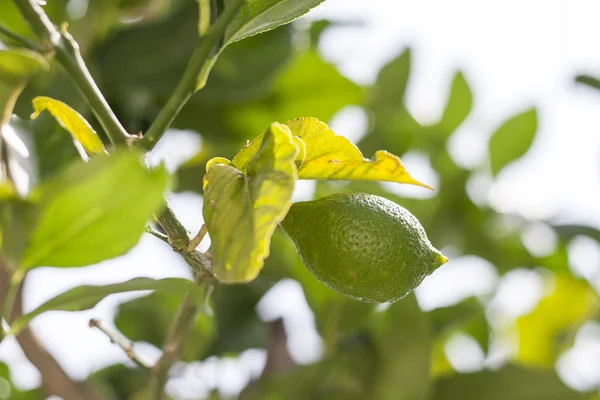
[232,117,431,189]
[31,96,106,156]
[516,273,598,367]
[203,122,299,283]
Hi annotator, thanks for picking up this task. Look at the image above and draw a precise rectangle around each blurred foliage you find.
[1,0,600,399]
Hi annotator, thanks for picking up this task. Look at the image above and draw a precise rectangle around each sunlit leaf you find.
[226,0,327,44]
[432,365,586,400]
[436,71,473,136]
[11,277,202,335]
[232,117,431,189]
[489,108,537,176]
[203,122,298,282]
[0,49,48,125]
[516,273,598,367]
[21,150,169,269]
[31,96,106,155]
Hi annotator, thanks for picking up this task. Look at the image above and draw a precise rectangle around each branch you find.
[89,318,152,369]
[136,0,244,151]
[155,198,214,280]
[151,293,198,400]
[0,261,108,400]
[13,0,131,146]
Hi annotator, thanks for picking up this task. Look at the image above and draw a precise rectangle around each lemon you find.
[281,193,448,303]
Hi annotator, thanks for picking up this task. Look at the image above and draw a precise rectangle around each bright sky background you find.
[3,0,600,398]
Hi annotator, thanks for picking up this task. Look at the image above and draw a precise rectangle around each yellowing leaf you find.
[232,117,431,189]
[203,122,298,283]
[31,96,107,155]
[516,274,598,367]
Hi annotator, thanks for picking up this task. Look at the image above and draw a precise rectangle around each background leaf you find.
[489,108,538,176]
[360,48,420,157]
[202,122,298,282]
[435,71,473,137]
[21,150,169,268]
[432,365,586,400]
[115,291,215,362]
[370,295,433,400]
[11,277,203,334]
[575,74,600,91]
[516,273,598,367]
[31,96,107,155]
[0,49,48,125]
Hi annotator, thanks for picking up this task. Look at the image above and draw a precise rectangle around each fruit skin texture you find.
[281,193,448,303]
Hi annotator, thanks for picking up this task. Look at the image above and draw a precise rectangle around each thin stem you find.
[0,25,41,51]
[198,0,211,37]
[13,0,130,146]
[89,318,152,369]
[137,0,244,152]
[151,293,199,400]
[145,225,169,244]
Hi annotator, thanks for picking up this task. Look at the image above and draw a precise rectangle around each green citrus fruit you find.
[281,193,448,303]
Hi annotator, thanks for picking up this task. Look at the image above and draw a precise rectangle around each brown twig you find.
[0,260,108,400]
[89,318,152,369]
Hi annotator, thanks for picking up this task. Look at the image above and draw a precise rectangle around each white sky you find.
[3,0,600,397]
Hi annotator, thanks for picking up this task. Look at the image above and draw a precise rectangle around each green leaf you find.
[232,117,432,189]
[202,122,298,282]
[176,49,363,144]
[360,48,420,156]
[516,273,598,367]
[115,291,215,362]
[210,282,268,354]
[31,96,107,156]
[226,0,327,44]
[370,294,432,400]
[428,297,490,376]
[0,196,38,268]
[86,364,148,400]
[575,74,600,91]
[432,365,586,400]
[429,297,489,354]
[0,49,48,126]
[489,108,538,176]
[21,150,169,269]
[0,361,42,400]
[369,49,411,110]
[11,277,202,334]
[436,71,473,136]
